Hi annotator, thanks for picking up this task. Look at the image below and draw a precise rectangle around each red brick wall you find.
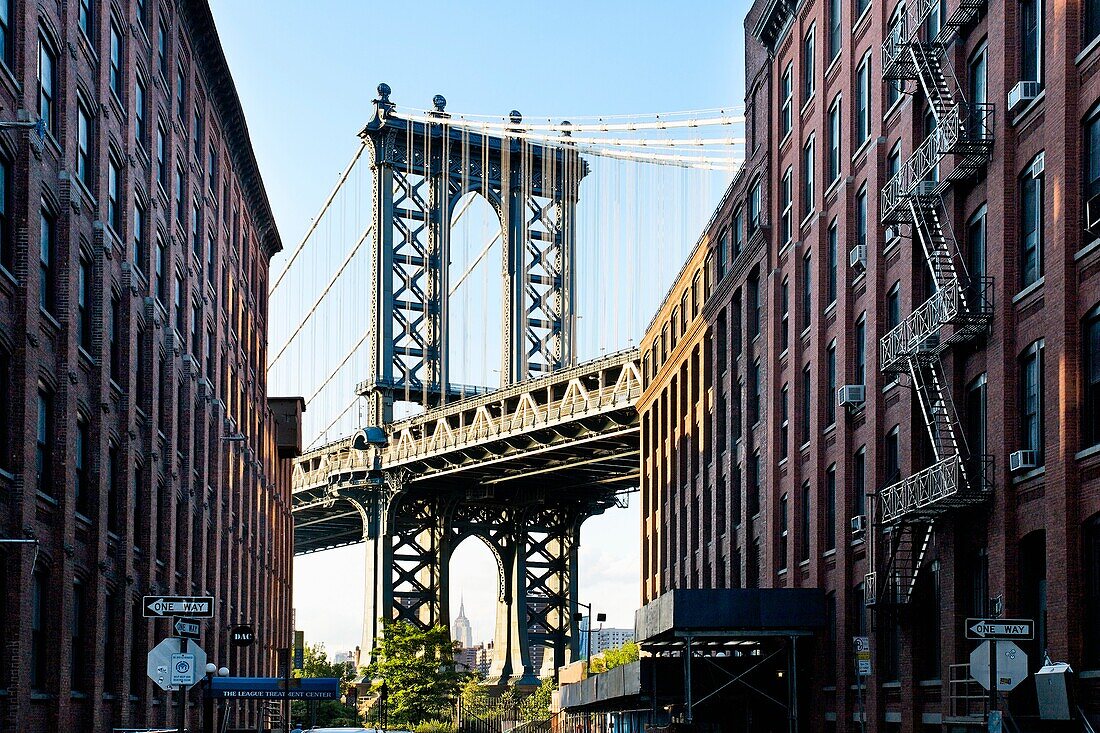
[0,2,293,731]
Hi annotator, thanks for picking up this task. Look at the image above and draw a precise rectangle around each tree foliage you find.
[518,678,556,722]
[587,641,639,674]
[367,620,464,725]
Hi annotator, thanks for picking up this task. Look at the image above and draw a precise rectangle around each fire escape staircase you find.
[867,0,994,609]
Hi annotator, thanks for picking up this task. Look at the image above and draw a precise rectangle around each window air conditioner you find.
[1008,81,1041,114]
[850,245,867,271]
[1087,194,1100,236]
[850,515,867,534]
[1009,449,1037,472]
[837,384,866,407]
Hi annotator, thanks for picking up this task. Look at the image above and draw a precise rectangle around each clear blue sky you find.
[210,0,749,656]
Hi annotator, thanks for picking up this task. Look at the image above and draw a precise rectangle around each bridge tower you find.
[360,83,587,425]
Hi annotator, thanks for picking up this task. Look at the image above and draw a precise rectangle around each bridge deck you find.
[293,349,642,554]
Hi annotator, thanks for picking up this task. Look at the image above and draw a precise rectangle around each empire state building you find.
[453,598,474,648]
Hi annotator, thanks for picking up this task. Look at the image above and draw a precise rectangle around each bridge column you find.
[523,506,584,679]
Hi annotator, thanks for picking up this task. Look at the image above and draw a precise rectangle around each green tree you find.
[459,676,490,717]
[587,641,639,674]
[518,678,556,722]
[290,643,360,727]
[367,620,464,725]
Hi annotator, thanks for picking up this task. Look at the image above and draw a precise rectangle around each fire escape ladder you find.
[871,522,934,607]
[910,359,969,468]
[910,43,958,121]
[909,195,964,292]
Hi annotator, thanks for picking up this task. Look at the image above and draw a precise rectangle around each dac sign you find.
[231,624,256,647]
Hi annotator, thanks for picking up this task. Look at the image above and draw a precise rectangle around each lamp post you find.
[371,678,388,733]
[202,664,230,733]
[573,603,606,674]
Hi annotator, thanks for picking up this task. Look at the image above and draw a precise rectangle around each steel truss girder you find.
[359,90,588,424]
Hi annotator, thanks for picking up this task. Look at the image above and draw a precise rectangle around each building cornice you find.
[182,0,283,259]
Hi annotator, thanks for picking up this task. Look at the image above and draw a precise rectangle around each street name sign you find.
[970,640,1029,691]
[174,619,201,639]
[144,595,214,618]
[966,618,1034,640]
[206,677,340,700]
[147,638,207,691]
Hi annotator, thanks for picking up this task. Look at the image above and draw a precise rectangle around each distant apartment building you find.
[577,618,634,658]
[636,0,1100,728]
[0,1,300,732]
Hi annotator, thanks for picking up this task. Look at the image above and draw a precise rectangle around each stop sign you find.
[147,637,207,691]
[970,640,1029,691]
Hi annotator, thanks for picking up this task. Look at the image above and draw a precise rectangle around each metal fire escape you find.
[865,0,994,609]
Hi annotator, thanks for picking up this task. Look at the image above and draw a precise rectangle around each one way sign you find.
[965,618,1034,640]
[144,596,214,619]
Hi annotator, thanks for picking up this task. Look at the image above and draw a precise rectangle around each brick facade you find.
[0,1,297,731]
[641,0,1100,729]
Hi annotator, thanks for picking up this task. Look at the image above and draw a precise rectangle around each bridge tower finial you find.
[374,82,394,116]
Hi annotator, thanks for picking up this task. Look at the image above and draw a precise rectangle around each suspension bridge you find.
[272,84,744,683]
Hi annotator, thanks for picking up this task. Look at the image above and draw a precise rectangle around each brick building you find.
[0,1,300,731]
[639,0,1100,729]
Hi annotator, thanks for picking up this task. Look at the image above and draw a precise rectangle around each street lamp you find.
[202,663,229,733]
[573,603,606,674]
[371,677,388,733]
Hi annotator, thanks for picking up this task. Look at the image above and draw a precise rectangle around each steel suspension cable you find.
[270,142,366,296]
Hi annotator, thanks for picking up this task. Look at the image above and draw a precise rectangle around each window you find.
[193,107,204,157]
[1084,514,1100,666]
[968,45,988,138]
[800,481,811,561]
[856,0,870,19]
[208,145,219,191]
[1020,340,1044,461]
[801,252,812,329]
[109,22,123,99]
[802,136,815,218]
[967,205,987,283]
[39,209,56,315]
[828,96,841,182]
[748,271,760,337]
[176,62,187,123]
[109,295,122,382]
[803,27,815,101]
[1089,0,1100,46]
[1020,156,1044,288]
[135,78,148,145]
[856,185,868,251]
[749,178,763,234]
[78,257,92,351]
[38,38,58,136]
[136,0,147,27]
[750,358,761,425]
[36,388,53,494]
[192,202,202,258]
[157,123,168,189]
[780,278,790,349]
[175,165,185,223]
[826,219,838,306]
[829,0,842,59]
[106,444,121,533]
[749,451,762,516]
[886,5,905,108]
[133,202,148,276]
[174,275,185,334]
[781,63,793,139]
[155,237,167,304]
[1085,309,1100,449]
[825,340,837,426]
[779,493,789,570]
[733,209,744,258]
[1020,0,1043,84]
[800,364,811,445]
[781,167,793,245]
[780,383,790,460]
[854,314,866,384]
[75,417,91,515]
[207,231,217,283]
[887,282,901,330]
[1088,110,1100,215]
[852,446,867,518]
[108,157,122,232]
[158,18,169,78]
[855,54,872,147]
[0,0,9,68]
[77,103,94,188]
[717,231,728,279]
[885,425,901,484]
[0,156,8,273]
[0,345,9,472]
[965,373,988,459]
[31,573,46,690]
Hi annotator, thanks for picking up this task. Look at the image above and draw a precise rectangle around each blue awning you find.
[207,677,340,700]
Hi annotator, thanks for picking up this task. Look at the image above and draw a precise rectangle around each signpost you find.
[144,595,214,618]
[966,618,1034,641]
[853,637,870,733]
[174,619,201,639]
